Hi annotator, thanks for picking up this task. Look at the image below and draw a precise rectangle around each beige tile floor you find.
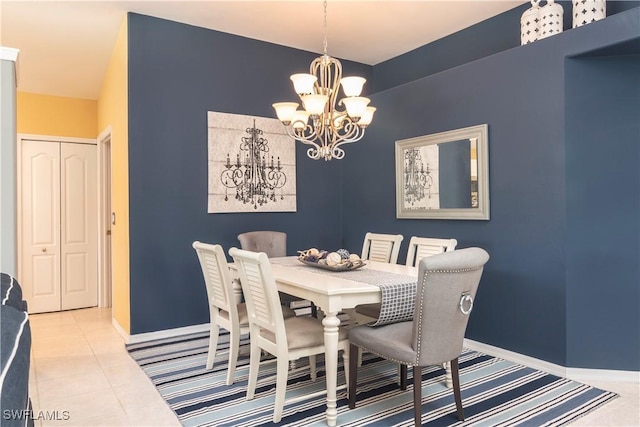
[29,308,180,427]
[28,307,639,427]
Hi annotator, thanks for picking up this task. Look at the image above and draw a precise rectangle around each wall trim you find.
[127,323,210,345]
[97,125,113,309]
[18,133,96,145]
[566,367,640,384]
[464,338,639,384]
[1,47,20,62]
[1,47,19,84]
[119,325,640,383]
[111,317,129,343]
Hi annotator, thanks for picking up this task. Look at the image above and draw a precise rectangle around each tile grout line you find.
[80,309,138,425]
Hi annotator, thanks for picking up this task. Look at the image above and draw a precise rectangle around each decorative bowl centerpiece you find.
[297,248,365,272]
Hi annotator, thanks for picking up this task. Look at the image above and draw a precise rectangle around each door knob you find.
[42,248,47,252]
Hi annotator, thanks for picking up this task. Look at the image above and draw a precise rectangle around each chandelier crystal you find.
[272,1,376,161]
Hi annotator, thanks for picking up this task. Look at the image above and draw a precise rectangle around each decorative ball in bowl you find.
[297,248,365,271]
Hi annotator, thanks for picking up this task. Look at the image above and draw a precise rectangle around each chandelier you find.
[404,148,433,205]
[221,120,287,209]
[272,0,376,161]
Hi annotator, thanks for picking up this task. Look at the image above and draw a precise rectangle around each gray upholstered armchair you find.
[348,247,490,426]
[237,231,287,257]
[237,231,317,317]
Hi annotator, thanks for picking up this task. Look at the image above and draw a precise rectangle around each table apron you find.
[276,281,380,314]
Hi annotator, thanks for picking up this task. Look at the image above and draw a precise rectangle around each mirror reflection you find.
[395,124,489,220]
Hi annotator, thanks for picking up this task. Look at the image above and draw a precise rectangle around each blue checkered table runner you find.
[271,257,416,326]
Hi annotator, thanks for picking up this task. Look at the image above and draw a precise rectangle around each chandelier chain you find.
[322,0,328,55]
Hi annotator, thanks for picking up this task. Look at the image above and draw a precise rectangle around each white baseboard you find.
[111,317,130,343]
[464,338,639,384]
[464,338,567,377]
[127,323,210,344]
[566,367,640,384]
[114,321,639,383]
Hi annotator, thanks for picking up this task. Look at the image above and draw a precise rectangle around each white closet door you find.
[21,140,62,313]
[60,142,98,310]
[20,140,98,313]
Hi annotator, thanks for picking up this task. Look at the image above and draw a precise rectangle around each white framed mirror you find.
[395,124,489,220]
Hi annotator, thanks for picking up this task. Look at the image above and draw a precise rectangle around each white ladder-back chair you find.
[360,232,404,264]
[355,236,458,321]
[229,247,350,423]
[346,232,405,353]
[192,241,249,386]
[405,237,458,267]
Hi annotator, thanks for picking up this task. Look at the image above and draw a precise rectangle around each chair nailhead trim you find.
[356,265,483,367]
[415,266,482,365]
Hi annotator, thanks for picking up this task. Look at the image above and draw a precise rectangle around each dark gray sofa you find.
[1,273,34,427]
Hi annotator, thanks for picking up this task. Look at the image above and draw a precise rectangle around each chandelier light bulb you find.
[342,96,370,121]
[292,110,310,130]
[301,94,328,116]
[358,106,377,127]
[340,76,366,97]
[272,102,299,125]
[290,73,317,95]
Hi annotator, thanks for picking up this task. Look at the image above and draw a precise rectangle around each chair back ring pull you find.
[459,292,473,315]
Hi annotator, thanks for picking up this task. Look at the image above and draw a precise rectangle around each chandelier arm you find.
[332,132,366,149]
[306,147,322,160]
[282,124,323,150]
[330,121,366,148]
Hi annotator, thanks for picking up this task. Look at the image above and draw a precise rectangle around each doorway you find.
[98,127,113,309]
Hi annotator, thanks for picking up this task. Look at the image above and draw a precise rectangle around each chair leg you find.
[273,356,289,423]
[348,343,359,409]
[342,345,350,388]
[413,365,422,427]
[309,354,317,381]
[444,361,453,388]
[400,364,408,391]
[246,341,260,400]
[206,318,219,370]
[451,358,465,421]
[226,327,240,385]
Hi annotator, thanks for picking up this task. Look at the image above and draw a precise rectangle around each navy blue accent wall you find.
[374,1,640,92]
[342,9,639,368]
[126,6,640,370]
[126,13,371,334]
[565,54,640,370]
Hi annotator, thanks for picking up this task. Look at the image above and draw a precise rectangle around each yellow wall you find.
[97,17,130,334]
[17,92,97,138]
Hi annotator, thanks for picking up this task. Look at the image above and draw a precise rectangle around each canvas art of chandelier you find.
[272,1,376,161]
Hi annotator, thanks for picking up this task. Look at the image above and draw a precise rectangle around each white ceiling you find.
[1,1,524,100]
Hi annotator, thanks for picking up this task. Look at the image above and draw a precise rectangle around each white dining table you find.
[229,256,453,426]
[268,257,420,426]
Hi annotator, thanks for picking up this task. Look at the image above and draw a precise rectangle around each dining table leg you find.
[322,311,340,426]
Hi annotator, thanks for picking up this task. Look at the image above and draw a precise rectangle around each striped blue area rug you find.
[126,332,617,426]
